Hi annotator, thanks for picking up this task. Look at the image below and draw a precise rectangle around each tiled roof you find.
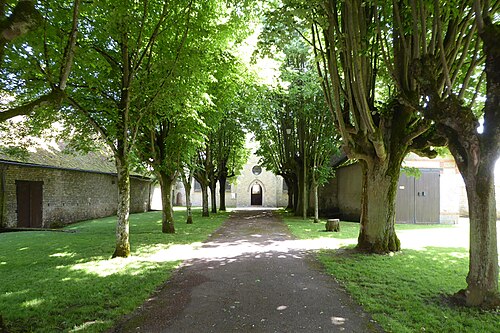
[0,140,118,174]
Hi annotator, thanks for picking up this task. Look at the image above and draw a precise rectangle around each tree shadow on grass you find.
[0,210,225,333]
[316,246,500,333]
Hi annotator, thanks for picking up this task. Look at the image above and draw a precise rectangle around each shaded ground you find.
[110,210,383,333]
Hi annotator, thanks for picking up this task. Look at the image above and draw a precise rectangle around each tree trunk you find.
[284,177,294,211]
[455,22,500,307]
[313,181,319,223]
[295,164,305,217]
[112,154,131,258]
[158,171,175,234]
[201,183,209,217]
[357,159,401,253]
[219,176,227,211]
[209,181,217,214]
[461,164,499,307]
[183,176,193,224]
[293,180,299,215]
[303,150,307,220]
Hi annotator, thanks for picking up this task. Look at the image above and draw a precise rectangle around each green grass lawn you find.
[0,208,227,333]
[282,213,453,240]
[281,213,500,333]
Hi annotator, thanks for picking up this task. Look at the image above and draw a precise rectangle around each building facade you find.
[0,151,152,229]
[168,137,288,210]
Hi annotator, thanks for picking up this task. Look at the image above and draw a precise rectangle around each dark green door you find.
[16,180,43,228]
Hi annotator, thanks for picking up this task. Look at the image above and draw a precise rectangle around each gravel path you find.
[110,210,383,333]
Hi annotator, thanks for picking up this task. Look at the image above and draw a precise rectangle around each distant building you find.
[158,137,500,223]
[0,142,151,229]
[319,153,500,224]
[166,136,288,210]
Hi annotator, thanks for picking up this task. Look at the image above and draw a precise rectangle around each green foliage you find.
[251,27,341,215]
[0,209,228,333]
[401,166,421,179]
[1,0,77,122]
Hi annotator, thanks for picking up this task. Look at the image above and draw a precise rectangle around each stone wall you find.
[0,163,151,228]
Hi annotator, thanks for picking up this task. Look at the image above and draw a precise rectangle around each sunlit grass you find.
[282,212,499,333]
[281,212,452,241]
[0,208,228,333]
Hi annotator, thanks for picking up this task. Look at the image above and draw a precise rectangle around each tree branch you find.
[0,89,64,122]
[58,0,80,90]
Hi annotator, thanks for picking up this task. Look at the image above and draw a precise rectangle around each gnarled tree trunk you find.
[158,171,175,234]
[356,157,402,253]
[112,154,131,258]
[462,162,499,307]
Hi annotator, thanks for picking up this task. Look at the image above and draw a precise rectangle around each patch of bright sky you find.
[234,22,284,87]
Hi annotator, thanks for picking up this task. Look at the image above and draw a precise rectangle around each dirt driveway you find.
[110,210,383,333]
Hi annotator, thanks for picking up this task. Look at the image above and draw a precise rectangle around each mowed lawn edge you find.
[281,213,500,333]
[0,208,228,333]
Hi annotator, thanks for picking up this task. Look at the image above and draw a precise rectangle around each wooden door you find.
[396,169,440,224]
[415,171,440,223]
[16,181,43,228]
[250,184,262,206]
[395,174,415,223]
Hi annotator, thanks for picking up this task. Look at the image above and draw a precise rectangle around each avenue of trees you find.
[1,0,499,309]
[251,36,340,220]
[1,0,258,256]
[261,0,499,307]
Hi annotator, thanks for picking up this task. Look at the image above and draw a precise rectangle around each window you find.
[252,165,262,175]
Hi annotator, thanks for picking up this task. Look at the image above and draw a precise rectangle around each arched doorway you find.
[176,192,183,206]
[251,183,262,206]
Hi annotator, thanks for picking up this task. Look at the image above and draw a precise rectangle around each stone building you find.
[169,136,288,209]
[163,136,500,223]
[0,144,151,229]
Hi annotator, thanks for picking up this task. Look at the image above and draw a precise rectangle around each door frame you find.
[250,183,263,206]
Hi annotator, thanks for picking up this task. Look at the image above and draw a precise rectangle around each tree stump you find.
[326,219,340,232]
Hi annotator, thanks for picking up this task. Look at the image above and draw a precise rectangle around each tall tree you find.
[251,87,300,211]
[132,0,231,233]
[396,0,499,307]
[254,31,340,219]
[67,0,195,257]
[262,0,446,252]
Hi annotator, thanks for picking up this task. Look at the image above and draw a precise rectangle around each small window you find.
[252,165,262,175]
[225,182,231,192]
